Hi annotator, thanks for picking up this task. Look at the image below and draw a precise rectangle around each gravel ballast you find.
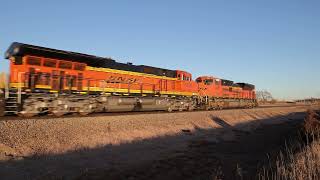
[0,106,309,179]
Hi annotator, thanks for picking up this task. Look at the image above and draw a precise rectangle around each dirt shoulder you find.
[0,106,309,180]
[82,117,303,180]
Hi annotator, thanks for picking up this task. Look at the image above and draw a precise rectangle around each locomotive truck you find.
[0,42,257,117]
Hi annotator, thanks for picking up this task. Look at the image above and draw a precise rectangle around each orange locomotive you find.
[2,42,257,117]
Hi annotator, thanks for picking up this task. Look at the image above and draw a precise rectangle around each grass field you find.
[258,109,320,180]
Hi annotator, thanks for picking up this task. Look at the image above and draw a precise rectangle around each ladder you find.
[4,73,23,115]
[5,88,20,115]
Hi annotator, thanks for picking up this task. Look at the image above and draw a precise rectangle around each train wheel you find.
[167,106,173,112]
[52,111,66,117]
[18,113,37,118]
[19,104,40,118]
[79,104,94,116]
[79,112,90,116]
[51,105,68,117]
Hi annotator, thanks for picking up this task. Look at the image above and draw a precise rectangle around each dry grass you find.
[258,109,320,180]
[258,140,320,180]
[0,72,6,89]
[304,109,320,134]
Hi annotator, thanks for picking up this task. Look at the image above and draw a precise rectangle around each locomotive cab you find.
[195,76,222,97]
[8,55,87,92]
[175,70,198,95]
[176,70,192,81]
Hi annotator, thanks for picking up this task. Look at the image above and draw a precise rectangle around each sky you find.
[0,0,319,100]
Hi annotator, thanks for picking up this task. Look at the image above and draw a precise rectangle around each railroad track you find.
[0,104,309,121]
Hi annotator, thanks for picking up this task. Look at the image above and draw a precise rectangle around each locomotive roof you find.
[5,42,177,78]
[5,42,117,67]
[236,83,255,90]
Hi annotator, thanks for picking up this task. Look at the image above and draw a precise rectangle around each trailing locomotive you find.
[1,42,257,117]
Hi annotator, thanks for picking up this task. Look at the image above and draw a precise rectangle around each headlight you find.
[13,47,20,54]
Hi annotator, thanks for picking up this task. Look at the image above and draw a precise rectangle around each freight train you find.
[0,42,257,117]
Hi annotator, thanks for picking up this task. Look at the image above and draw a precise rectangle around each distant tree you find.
[256,90,274,103]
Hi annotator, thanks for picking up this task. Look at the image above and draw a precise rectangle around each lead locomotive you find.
[2,42,257,117]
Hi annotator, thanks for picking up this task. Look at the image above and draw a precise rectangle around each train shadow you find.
[0,111,306,180]
[210,115,233,129]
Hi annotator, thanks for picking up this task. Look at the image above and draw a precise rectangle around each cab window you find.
[12,57,23,65]
[204,79,213,85]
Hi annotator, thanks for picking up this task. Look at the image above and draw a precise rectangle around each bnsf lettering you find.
[107,76,139,83]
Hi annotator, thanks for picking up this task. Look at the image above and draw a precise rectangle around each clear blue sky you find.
[0,0,319,100]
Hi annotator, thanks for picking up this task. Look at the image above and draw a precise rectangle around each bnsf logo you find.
[107,76,140,84]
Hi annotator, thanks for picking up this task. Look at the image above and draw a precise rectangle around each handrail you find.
[17,72,23,104]
[4,73,9,99]
[11,72,178,96]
